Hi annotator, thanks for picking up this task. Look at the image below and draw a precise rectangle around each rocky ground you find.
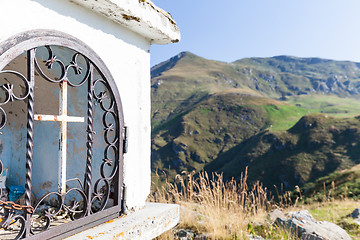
[167,207,360,240]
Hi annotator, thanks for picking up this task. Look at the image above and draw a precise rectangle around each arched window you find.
[0,30,124,239]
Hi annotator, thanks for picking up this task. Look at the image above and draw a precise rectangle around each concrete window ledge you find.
[65,203,179,240]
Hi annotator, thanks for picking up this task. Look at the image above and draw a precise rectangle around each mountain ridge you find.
[151,51,360,191]
[151,52,360,128]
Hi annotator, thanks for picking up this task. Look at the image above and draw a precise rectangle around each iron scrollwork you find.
[91,77,119,213]
[0,43,122,239]
[0,70,30,133]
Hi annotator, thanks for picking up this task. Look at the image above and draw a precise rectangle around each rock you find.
[173,158,185,167]
[354,219,360,225]
[176,229,187,237]
[175,229,210,240]
[194,233,210,240]
[191,152,204,163]
[268,209,286,223]
[275,210,351,240]
[175,229,195,240]
[286,210,316,222]
[300,221,351,240]
[350,208,360,225]
[350,208,360,218]
[172,142,187,154]
[247,234,265,240]
[301,233,323,240]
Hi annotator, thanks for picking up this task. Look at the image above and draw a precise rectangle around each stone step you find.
[65,203,179,240]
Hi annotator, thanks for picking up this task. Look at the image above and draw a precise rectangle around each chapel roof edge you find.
[68,0,180,45]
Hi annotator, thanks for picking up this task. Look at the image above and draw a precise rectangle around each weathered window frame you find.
[0,30,125,240]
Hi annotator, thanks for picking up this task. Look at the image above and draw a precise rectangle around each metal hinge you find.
[120,184,128,215]
[123,126,128,154]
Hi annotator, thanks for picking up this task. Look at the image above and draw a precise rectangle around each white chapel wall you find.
[0,0,151,209]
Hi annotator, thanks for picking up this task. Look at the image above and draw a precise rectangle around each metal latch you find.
[123,126,128,153]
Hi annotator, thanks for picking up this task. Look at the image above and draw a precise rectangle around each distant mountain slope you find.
[152,93,311,183]
[152,94,274,168]
[151,52,360,191]
[206,114,360,189]
[151,52,258,128]
[151,52,360,128]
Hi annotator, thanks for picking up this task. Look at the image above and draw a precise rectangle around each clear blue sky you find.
[151,0,360,67]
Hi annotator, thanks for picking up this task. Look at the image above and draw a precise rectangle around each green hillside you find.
[151,52,360,193]
[151,52,360,129]
[303,164,360,201]
[206,114,360,189]
[152,94,285,176]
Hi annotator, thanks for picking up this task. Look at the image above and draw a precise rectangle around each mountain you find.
[151,52,360,128]
[151,52,360,190]
[206,114,360,189]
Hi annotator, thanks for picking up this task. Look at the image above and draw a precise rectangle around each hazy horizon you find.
[151,0,360,67]
[151,50,360,68]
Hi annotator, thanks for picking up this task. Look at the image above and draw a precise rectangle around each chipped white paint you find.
[34,80,84,194]
[69,0,180,44]
[65,203,180,240]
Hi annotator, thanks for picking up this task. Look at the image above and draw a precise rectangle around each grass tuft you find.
[150,169,360,239]
[150,169,287,239]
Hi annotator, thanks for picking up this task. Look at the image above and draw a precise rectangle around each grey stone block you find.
[275,209,351,240]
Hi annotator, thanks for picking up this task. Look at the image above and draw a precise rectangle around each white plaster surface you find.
[69,0,181,44]
[0,0,158,209]
[65,203,180,240]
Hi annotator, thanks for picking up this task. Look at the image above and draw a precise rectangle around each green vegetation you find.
[151,51,360,198]
[151,52,360,129]
[153,95,360,192]
[152,94,279,180]
[302,164,360,202]
[207,114,360,190]
[286,95,360,118]
[151,52,360,239]
[263,104,310,131]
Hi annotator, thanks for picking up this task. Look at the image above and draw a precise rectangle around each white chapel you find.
[0,0,180,239]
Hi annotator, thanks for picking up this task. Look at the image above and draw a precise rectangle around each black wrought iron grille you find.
[0,31,124,239]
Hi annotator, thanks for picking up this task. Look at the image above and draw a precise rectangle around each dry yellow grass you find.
[149,168,271,239]
[150,169,360,239]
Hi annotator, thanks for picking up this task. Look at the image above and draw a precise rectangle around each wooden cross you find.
[34,80,84,194]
